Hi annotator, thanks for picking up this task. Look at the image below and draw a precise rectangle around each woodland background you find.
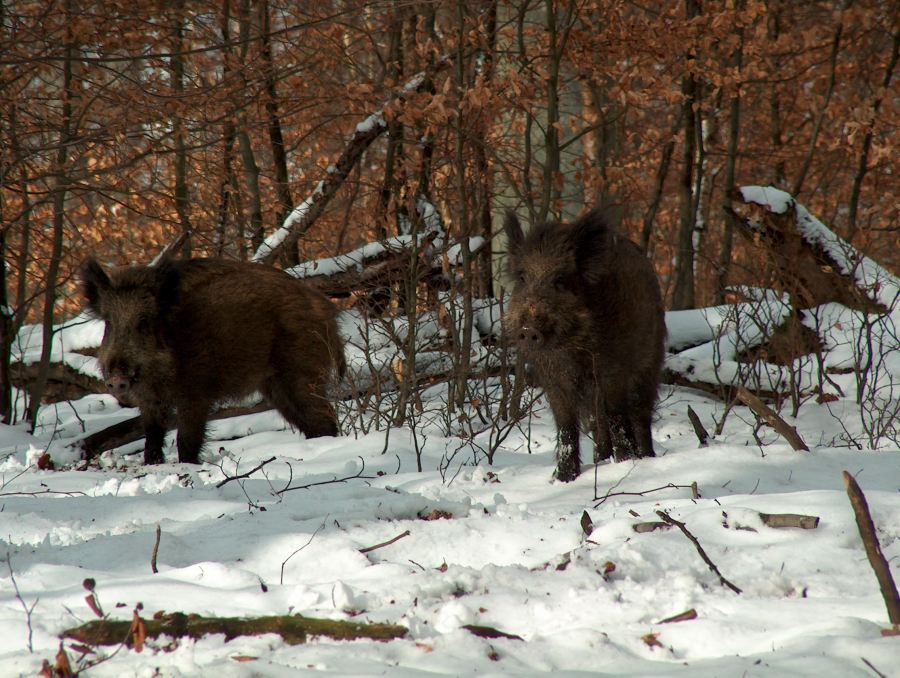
[1,0,898,426]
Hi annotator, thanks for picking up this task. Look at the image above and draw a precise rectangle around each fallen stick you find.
[758,512,819,529]
[686,406,709,447]
[633,521,672,534]
[359,530,411,555]
[657,609,697,624]
[150,525,161,574]
[843,471,900,625]
[736,386,809,451]
[462,624,523,641]
[63,612,407,647]
[656,510,742,595]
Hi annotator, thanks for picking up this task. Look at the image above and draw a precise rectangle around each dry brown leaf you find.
[641,632,663,649]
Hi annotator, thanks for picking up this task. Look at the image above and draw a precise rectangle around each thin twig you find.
[656,510,742,594]
[216,456,277,488]
[5,553,37,653]
[0,488,88,498]
[861,656,887,678]
[594,483,696,506]
[359,530,411,554]
[280,521,326,585]
[277,457,376,494]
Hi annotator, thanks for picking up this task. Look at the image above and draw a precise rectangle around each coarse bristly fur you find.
[503,209,666,482]
[81,254,346,465]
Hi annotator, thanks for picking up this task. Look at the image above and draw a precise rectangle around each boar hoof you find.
[144,449,165,464]
[553,462,580,483]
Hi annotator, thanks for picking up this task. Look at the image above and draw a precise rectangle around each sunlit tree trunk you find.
[170,0,193,258]
[28,0,75,428]
[259,0,297,264]
[376,0,405,240]
[671,0,700,310]
[717,2,745,303]
[237,0,264,251]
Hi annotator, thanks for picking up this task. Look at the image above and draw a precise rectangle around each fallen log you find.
[758,512,819,529]
[63,612,407,647]
[253,58,450,265]
[728,186,893,313]
[11,361,104,404]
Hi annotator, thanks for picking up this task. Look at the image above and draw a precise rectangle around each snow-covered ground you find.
[2,190,898,675]
[1,369,898,675]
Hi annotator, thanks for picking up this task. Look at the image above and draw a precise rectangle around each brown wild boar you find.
[81,255,346,464]
[503,210,666,482]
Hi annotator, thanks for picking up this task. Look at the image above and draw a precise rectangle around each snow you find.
[2,306,899,676]
[286,236,416,279]
[3,187,899,673]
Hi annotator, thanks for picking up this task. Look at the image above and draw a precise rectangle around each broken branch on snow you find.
[843,471,900,626]
[63,612,407,647]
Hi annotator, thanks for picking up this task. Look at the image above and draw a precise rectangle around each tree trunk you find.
[215,0,238,257]
[791,7,844,197]
[641,133,675,254]
[259,0,296,264]
[0,213,11,423]
[28,0,74,428]
[170,0,192,258]
[716,2,745,302]
[766,0,786,187]
[473,0,497,297]
[376,1,405,240]
[538,0,563,223]
[846,27,899,240]
[237,0,264,252]
[671,0,700,311]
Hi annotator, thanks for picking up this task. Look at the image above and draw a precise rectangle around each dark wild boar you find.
[81,255,346,464]
[504,210,666,482]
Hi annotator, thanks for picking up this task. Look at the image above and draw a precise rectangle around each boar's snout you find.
[517,325,545,348]
[105,374,131,398]
[106,374,132,406]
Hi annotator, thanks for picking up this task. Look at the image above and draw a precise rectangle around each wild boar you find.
[81,254,346,464]
[503,210,666,482]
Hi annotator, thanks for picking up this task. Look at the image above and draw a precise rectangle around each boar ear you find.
[571,209,615,278]
[80,258,110,315]
[154,254,182,312]
[504,212,525,253]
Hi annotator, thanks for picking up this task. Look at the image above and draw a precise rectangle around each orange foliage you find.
[0,0,897,323]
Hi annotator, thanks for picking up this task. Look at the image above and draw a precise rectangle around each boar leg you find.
[175,398,211,464]
[607,414,632,461]
[142,412,167,465]
[629,408,656,458]
[266,382,338,439]
[627,382,656,458]
[590,373,614,464]
[546,389,581,482]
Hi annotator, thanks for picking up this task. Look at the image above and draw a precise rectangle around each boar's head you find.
[503,210,614,355]
[80,256,179,407]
